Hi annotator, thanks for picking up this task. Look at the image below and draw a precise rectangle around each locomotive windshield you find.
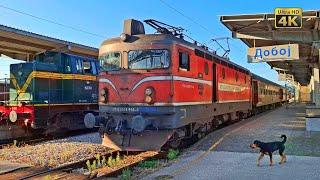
[99,52,121,71]
[128,49,169,70]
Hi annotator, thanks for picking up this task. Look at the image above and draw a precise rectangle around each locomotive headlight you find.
[100,88,108,103]
[100,96,106,102]
[101,89,106,96]
[120,33,129,42]
[145,87,154,104]
[145,96,153,104]
[145,88,153,96]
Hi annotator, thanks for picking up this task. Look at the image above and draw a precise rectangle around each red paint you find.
[0,105,35,125]
[99,44,252,105]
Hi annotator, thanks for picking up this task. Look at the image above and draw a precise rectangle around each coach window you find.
[244,76,247,84]
[179,52,190,71]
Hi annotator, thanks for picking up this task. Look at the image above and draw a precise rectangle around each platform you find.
[146,104,320,179]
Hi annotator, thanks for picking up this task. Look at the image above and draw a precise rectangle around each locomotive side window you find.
[83,60,92,74]
[128,49,169,70]
[179,52,190,71]
[64,56,72,73]
[91,61,98,75]
[99,52,121,71]
[222,68,225,79]
[76,59,83,73]
[204,62,209,75]
[235,72,238,82]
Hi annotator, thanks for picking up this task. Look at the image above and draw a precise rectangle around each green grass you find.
[138,159,159,169]
[167,149,179,161]
[120,168,132,180]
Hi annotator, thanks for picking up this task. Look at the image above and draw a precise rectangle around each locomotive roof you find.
[101,33,250,74]
[41,51,97,61]
[102,33,283,87]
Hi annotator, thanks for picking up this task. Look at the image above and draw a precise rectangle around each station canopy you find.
[221,10,320,85]
[0,24,98,61]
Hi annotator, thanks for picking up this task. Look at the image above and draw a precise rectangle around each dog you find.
[250,135,287,166]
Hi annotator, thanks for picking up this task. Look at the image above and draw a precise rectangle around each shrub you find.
[138,159,158,169]
[167,149,179,160]
[120,168,132,180]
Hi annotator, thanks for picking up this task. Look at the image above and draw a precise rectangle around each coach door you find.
[212,63,217,102]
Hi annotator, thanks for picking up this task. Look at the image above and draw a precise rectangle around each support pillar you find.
[313,68,320,106]
[306,66,320,131]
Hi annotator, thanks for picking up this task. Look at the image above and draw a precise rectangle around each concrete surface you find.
[145,104,320,179]
[146,151,320,180]
[306,118,320,131]
[190,104,320,156]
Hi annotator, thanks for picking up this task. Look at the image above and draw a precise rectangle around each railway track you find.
[0,151,163,179]
[0,128,97,149]
[0,107,283,179]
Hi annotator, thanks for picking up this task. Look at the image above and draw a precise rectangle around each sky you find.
[0,0,318,84]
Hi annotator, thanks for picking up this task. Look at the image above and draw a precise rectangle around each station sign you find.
[247,44,299,63]
[275,8,302,28]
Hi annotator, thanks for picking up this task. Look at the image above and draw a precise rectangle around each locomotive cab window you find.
[179,52,190,71]
[99,52,121,71]
[128,49,169,70]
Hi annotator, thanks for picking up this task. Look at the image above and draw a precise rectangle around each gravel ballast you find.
[0,133,111,168]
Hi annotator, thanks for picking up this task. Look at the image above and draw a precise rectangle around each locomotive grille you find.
[17,113,30,119]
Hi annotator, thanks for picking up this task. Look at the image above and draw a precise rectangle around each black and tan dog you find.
[250,135,287,166]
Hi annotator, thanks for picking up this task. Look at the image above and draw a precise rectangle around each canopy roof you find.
[0,24,98,61]
[221,10,320,85]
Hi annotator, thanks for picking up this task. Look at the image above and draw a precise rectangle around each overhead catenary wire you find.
[158,0,244,52]
[0,4,105,39]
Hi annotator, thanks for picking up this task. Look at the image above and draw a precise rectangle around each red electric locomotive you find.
[84,19,255,151]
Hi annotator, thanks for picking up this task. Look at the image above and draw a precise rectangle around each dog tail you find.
[281,134,287,144]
